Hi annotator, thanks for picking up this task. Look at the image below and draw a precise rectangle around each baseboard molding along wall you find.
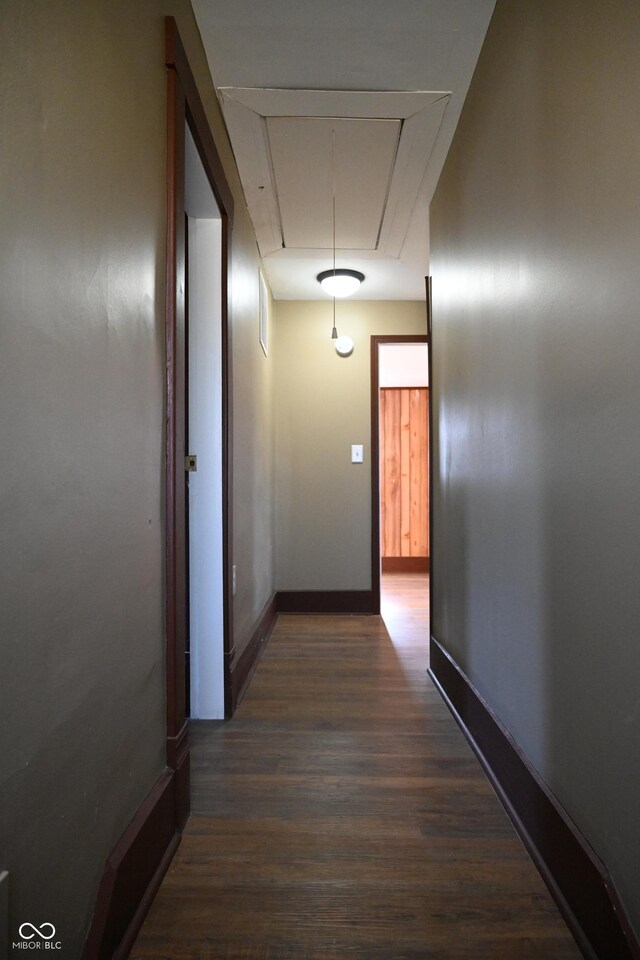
[83,771,181,960]
[381,557,429,573]
[429,636,640,960]
[226,592,278,714]
[276,590,377,615]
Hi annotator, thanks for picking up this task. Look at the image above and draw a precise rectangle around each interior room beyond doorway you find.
[377,340,430,658]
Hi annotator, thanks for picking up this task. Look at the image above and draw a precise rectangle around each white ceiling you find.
[191,0,496,300]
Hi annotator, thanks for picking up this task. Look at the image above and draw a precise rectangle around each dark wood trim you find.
[379,385,429,391]
[226,592,278,714]
[165,43,186,758]
[221,209,234,717]
[371,335,430,343]
[184,213,191,718]
[370,334,429,617]
[166,720,190,831]
[83,772,180,960]
[382,557,430,573]
[425,276,434,644]
[277,590,377,615]
[429,636,640,960]
[165,18,235,740]
[165,21,235,720]
[370,338,381,613]
[165,21,234,223]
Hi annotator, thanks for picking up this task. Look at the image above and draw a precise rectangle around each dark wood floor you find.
[131,574,581,959]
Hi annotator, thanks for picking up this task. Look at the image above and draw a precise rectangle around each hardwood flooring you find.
[131,574,581,959]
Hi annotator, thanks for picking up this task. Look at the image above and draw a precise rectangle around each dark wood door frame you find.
[425,277,434,645]
[370,330,430,617]
[165,17,235,826]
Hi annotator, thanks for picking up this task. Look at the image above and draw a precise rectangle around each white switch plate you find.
[351,444,364,463]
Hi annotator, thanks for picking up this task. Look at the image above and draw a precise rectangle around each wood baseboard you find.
[166,721,190,831]
[84,593,280,957]
[276,590,377,615]
[381,557,430,573]
[429,636,640,960]
[226,592,278,715]
[83,770,181,960]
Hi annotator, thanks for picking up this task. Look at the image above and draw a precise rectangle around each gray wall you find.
[274,300,426,591]
[430,0,640,934]
[0,1,273,954]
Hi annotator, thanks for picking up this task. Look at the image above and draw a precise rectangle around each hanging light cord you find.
[332,128,336,278]
[331,128,338,339]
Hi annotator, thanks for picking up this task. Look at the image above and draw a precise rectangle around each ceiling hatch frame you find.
[218,87,451,261]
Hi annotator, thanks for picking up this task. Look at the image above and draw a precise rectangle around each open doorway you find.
[371,335,430,655]
[184,125,224,719]
[165,17,235,827]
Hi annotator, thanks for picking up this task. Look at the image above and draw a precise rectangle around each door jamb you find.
[425,277,434,646]
[370,330,430,618]
[165,18,235,825]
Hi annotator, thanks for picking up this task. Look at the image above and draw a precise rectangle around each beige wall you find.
[232,259,275,650]
[0,1,273,953]
[274,300,426,590]
[430,0,640,934]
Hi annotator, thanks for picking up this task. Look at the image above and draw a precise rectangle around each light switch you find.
[351,444,364,463]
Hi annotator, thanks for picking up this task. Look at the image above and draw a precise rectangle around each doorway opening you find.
[165,16,235,826]
[371,335,430,655]
[184,124,224,719]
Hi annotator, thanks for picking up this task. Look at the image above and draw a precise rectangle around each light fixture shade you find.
[317,269,365,298]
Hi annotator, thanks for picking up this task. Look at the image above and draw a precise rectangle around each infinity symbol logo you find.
[18,923,56,940]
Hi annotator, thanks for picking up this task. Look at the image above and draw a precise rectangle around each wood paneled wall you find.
[380,387,429,558]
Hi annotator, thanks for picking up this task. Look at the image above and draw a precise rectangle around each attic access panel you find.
[218,88,451,259]
[266,116,401,251]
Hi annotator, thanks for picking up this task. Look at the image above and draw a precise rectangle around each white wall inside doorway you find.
[379,342,429,387]
[185,125,224,719]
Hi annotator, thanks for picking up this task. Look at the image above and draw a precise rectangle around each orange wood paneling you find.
[380,388,429,558]
[381,389,401,556]
[400,389,411,556]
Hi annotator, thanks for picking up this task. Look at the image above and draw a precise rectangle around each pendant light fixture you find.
[317,268,365,299]
[316,130,363,350]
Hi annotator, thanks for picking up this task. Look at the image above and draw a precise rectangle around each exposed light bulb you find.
[335,336,354,357]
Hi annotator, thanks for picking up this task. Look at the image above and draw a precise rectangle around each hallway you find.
[131,576,580,959]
